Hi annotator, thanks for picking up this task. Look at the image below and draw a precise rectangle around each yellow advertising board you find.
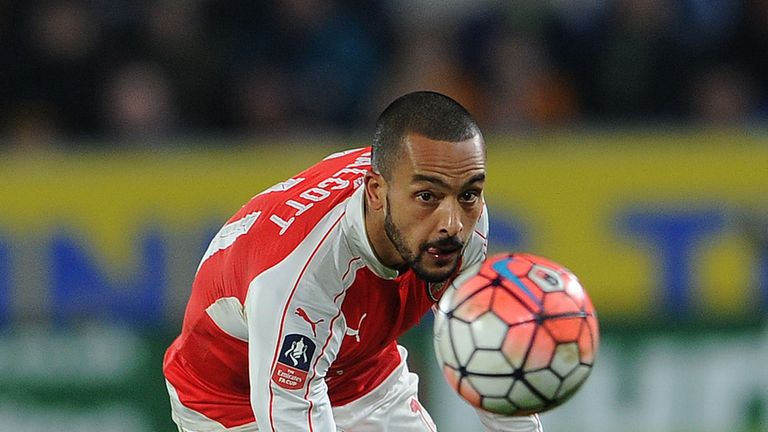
[0,133,765,324]
[485,132,767,321]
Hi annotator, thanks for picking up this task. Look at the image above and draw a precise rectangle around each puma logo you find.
[295,308,323,337]
[344,313,367,342]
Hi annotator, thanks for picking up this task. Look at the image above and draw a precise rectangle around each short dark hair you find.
[371,91,482,180]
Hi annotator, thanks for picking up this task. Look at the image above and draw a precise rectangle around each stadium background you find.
[2,1,767,432]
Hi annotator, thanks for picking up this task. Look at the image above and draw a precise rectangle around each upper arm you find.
[245,252,344,432]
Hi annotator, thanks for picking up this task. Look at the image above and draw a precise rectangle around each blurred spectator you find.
[721,0,768,117]
[8,0,104,143]
[101,61,178,141]
[143,0,229,133]
[206,0,389,134]
[2,0,768,149]
[232,65,293,132]
[374,25,483,124]
[689,64,758,125]
[272,0,385,129]
[591,0,689,120]
[3,101,63,152]
[455,5,578,130]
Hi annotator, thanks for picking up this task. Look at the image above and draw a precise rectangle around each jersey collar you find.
[343,186,400,280]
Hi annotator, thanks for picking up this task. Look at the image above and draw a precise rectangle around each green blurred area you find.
[2,324,765,432]
[0,327,176,431]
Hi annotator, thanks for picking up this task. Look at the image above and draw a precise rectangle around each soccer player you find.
[163,91,543,431]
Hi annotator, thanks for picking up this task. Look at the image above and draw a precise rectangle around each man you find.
[163,91,543,431]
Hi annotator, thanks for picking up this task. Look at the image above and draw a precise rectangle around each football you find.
[433,252,599,416]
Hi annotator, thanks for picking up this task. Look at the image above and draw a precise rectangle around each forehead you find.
[395,133,486,186]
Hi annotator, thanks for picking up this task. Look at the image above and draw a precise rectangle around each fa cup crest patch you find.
[272,334,316,390]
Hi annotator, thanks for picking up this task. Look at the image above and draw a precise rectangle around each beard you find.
[383,196,464,283]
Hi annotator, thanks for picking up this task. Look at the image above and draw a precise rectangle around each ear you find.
[364,171,386,212]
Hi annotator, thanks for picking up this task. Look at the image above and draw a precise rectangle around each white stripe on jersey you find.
[206,297,248,342]
[198,211,262,272]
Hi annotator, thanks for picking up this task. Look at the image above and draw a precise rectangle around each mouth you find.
[425,246,461,263]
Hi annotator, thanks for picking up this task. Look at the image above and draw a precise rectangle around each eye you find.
[416,192,436,202]
[460,191,480,203]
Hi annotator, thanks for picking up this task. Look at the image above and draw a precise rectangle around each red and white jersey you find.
[163,147,489,431]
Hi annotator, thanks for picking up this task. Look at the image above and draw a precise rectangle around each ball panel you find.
[496,277,544,314]
[557,365,592,399]
[467,375,513,398]
[443,365,461,390]
[516,253,565,272]
[528,264,566,292]
[550,342,580,377]
[524,369,561,400]
[563,277,586,307]
[451,275,493,308]
[586,313,599,340]
[471,312,509,350]
[543,315,584,342]
[449,319,475,366]
[466,349,515,375]
[453,287,494,322]
[491,255,546,310]
[542,291,581,317]
[505,255,533,277]
[523,329,556,371]
[501,321,536,369]
[435,321,459,368]
[458,377,482,407]
[508,381,543,410]
[477,264,503,280]
[481,397,517,415]
[492,290,537,325]
[577,320,597,364]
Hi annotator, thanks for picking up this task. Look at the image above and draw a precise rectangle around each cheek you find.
[392,206,431,243]
[469,207,483,223]
[390,196,427,223]
[462,207,483,232]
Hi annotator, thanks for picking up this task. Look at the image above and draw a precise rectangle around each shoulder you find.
[214,148,371,280]
[462,204,489,268]
[238,147,370,214]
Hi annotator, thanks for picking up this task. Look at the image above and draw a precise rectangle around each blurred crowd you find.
[2,0,768,149]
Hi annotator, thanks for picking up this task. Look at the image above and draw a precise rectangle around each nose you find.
[437,199,464,238]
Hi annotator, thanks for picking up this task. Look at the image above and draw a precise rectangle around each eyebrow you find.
[411,173,486,189]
